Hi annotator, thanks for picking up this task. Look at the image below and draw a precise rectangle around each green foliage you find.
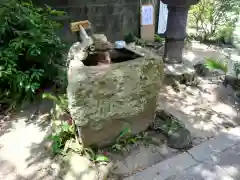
[43,92,110,162]
[134,37,146,47]
[47,122,75,155]
[111,127,150,153]
[94,154,110,163]
[42,92,69,130]
[0,0,67,109]
[154,34,164,43]
[42,93,68,111]
[123,33,147,46]
[205,57,240,80]
[204,57,228,73]
[124,32,136,43]
[188,0,239,43]
[84,147,110,163]
[43,92,76,156]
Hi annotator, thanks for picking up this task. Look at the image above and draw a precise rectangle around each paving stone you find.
[188,128,240,162]
[124,152,197,180]
[168,163,235,180]
[111,144,165,176]
[209,143,240,180]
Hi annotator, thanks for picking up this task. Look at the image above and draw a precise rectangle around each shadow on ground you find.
[159,43,239,143]
[0,100,63,180]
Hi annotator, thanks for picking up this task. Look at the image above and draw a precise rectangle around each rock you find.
[167,127,192,149]
[153,110,192,149]
[92,34,114,52]
[67,43,164,147]
[194,63,211,77]
[224,75,240,90]
[234,91,240,102]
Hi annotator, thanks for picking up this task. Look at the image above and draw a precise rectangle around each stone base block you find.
[164,40,185,64]
[164,63,196,86]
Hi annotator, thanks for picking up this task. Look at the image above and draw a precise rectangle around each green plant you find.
[42,92,70,126]
[43,92,79,156]
[154,34,164,43]
[84,147,110,163]
[134,37,146,47]
[188,0,239,43]
[204,57,228,74]
[0,0,67,109]
[47,122,76,155]
[204,57,231,84]
[111,127,150,153]
[124,32,136,43]
[42,93,68,112]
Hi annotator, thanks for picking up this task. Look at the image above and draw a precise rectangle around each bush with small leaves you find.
[0,0,67,109]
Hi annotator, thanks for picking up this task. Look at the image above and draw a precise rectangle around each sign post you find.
[140,4,155,41]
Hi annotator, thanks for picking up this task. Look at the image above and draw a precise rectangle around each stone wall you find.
[33,0,141,42]
[33,0,161,42]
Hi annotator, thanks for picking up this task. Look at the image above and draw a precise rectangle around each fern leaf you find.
[204,57,227,73]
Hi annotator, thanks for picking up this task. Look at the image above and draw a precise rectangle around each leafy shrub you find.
[0,0,67,108]
[124,32,136,43]
[154,34,164,43]
[188,0,239,44]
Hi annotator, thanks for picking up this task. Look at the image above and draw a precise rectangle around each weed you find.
[47,122,75,155]
[204,57,227,74]
[124,32,136,43]
[110,127,150,153]
[154,34,164,43]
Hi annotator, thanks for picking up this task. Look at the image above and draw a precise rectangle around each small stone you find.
[194,63,211,77]
[44,140,53,152]
[153,110,192,149]
[148,131,167,145]
[168,127,192,149]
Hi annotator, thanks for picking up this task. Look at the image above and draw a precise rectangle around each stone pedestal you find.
[164,6,189,64]
[162,0,200,64]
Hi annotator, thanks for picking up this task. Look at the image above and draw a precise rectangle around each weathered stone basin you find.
[67,44,164,147]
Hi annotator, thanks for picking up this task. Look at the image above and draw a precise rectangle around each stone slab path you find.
[124,127,240,180]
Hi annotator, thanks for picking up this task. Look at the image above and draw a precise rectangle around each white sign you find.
[157,1,168,34]
[141,5,154,25]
